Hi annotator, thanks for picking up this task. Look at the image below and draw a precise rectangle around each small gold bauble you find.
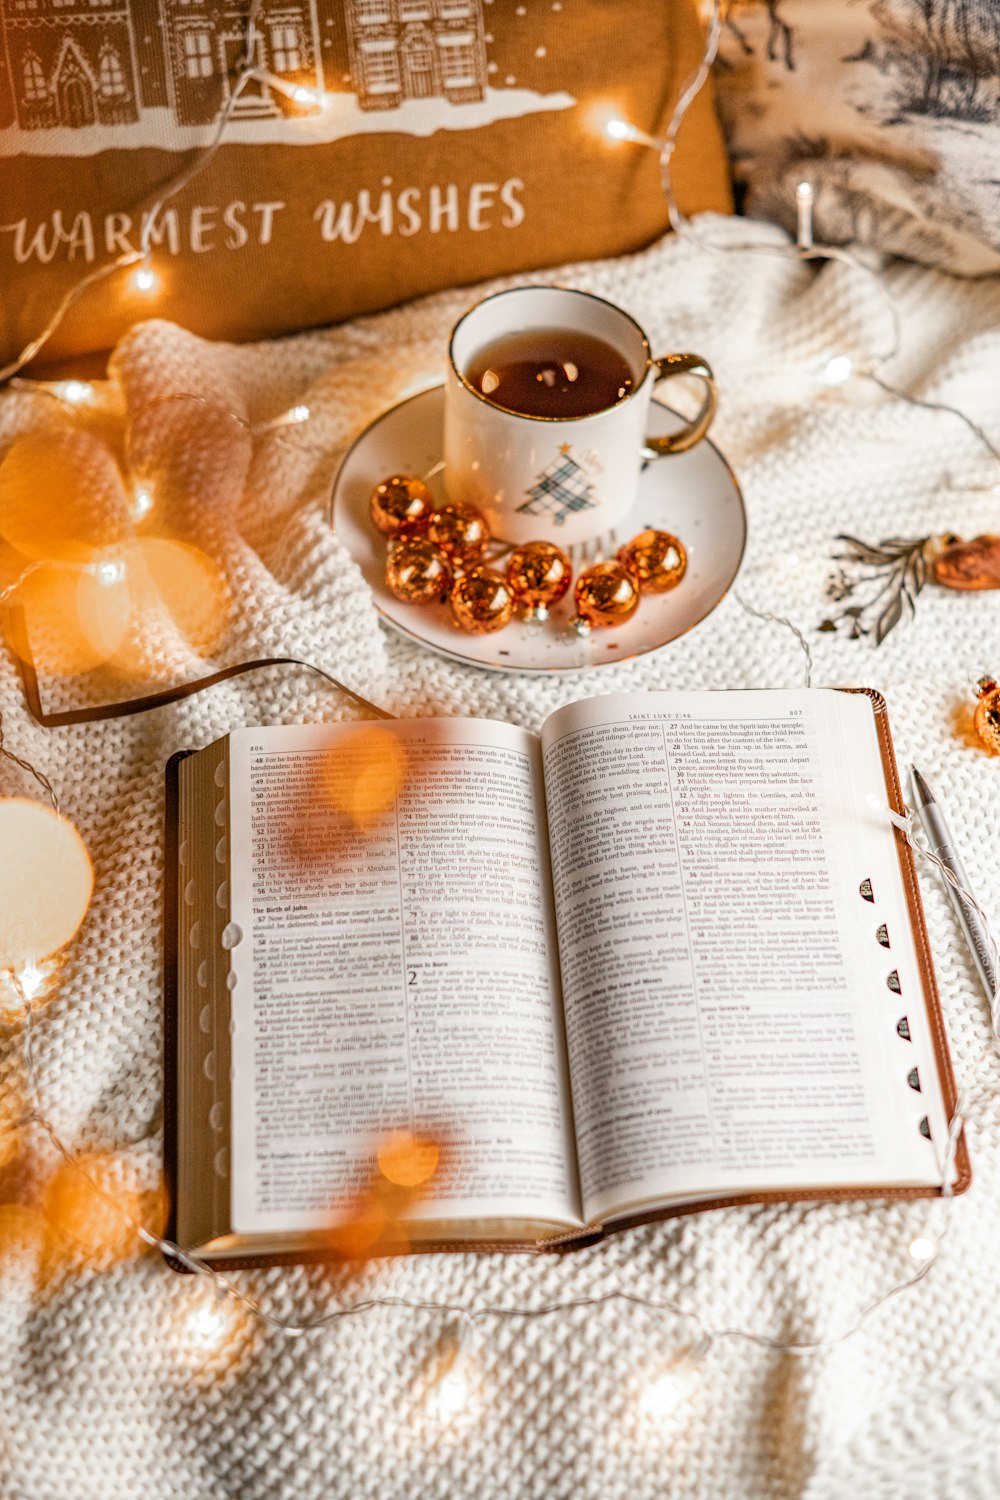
[618,528,687,593]
[974,676,1000,754]
[506,540,572,621]
[370,474,434,537]
[932,534,1000,591]
[449,565,514,634]
[384,538,451,605]
[427,503,490,563]
[573,561,640,631]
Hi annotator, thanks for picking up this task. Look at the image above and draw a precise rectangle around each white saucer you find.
[331,385,747,674]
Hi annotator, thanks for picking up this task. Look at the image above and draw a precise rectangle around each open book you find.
[164,689,968,1265]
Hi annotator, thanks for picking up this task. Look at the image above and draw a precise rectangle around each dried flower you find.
[819,533,955,646]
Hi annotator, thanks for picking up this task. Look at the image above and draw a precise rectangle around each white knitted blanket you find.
[2,217,1000,1499]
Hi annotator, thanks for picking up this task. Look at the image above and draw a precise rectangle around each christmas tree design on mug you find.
[517,444,599,528]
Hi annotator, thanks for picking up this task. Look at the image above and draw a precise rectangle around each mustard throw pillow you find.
[0,0,731,368]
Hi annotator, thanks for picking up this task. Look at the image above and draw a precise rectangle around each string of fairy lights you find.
[3,724,997,1374]
[0,0,325,385]
[0,0,999,1414]
[635,0,1000,466]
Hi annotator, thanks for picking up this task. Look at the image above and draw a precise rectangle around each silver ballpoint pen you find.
[909,766,997,1004]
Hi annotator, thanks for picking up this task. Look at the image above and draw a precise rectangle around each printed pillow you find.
[713,0,1000,275]
[0,0,731,369]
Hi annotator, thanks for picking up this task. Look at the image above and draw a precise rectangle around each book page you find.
[541,690,949,1224]
[227,717,580,1236]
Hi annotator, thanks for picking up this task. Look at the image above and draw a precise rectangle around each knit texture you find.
[1,217,999,1498]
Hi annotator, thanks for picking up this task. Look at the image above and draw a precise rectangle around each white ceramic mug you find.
[443,285,717,547]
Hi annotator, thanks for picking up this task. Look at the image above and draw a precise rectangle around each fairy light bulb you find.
[909,1235,935,1263]
[56,380,94,406]
[3,956,58,1019]
[130,261,158,295]
[426,1320,477,1423]
[17,962,44,1000]
[639,1370,688,1425]
[602,114,660,149]
[185,1299,231,1349]
[257,68,327,109]
[430,1360,470,1419]
[93,557,126,587]
[255,403,312,434]
[824,354,855,386]
[131,484,154,521]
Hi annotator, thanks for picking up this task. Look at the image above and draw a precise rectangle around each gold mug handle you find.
[645,353,717,456]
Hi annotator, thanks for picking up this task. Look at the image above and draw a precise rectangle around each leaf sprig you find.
[819,533,943,646]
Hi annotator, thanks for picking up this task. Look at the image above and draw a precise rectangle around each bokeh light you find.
[0,429,131,564]
[322,1130,446,1261]
[377,1131,440,1189]
[41,1155,144,1267]
[4,537,231,681]
[117,536,231,664]
[323,725,407,828]
[0,1203,47,1262]
[0,799,92,970]
[0,1113,26,1175]
[7,561,130,675]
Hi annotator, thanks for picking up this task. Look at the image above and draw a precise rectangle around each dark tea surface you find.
[464,329,636,418]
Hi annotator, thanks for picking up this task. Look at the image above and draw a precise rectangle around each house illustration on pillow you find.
[0,0,488,133]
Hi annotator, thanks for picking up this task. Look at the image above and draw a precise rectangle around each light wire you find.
[0,0,266,384]
[2,732,994,1348]
[2,0,998,1355]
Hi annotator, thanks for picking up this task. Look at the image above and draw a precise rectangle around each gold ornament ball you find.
[384,538,451,605]
[618,529,688,593]
[370,474,435,537]
[450,566,514,634]
[573,561,640,630]
[506,540,573,621]
[974,676,1000,754]
[427,503,490,563]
